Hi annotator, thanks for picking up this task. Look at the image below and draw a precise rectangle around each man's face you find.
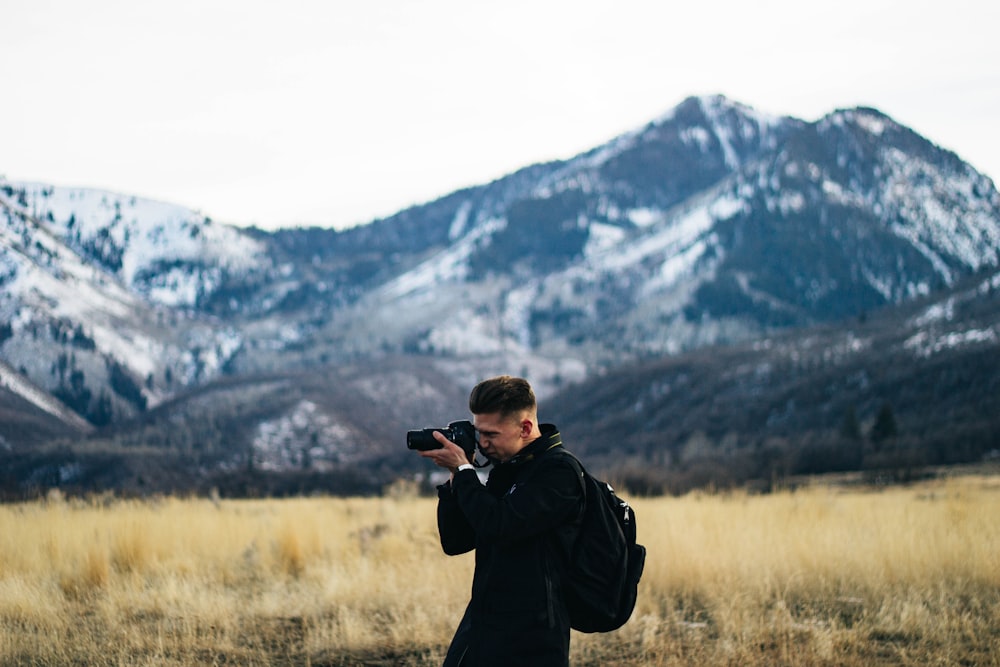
[473,411,528,463]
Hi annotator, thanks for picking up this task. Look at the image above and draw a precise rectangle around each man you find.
[418,375,584,667]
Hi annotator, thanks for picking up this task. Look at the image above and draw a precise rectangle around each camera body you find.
[406,419,478,457]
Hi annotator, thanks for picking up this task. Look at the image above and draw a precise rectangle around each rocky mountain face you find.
[1,94,998,497]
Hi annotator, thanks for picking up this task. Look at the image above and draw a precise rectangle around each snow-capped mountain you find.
[307,96,1000,368]
[6,183,269,307]
[0,182,271,423]
[2,94,999,496]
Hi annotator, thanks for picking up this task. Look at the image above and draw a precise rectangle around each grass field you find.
[1,471,998,666]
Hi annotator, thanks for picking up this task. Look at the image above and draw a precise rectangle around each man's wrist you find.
[456,463,475,472]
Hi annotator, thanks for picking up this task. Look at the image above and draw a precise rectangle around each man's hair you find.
[468,375,536,418]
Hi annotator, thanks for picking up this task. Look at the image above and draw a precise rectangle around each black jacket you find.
[437,424,584,667]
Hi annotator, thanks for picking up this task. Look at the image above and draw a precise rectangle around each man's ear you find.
[520,419,533,438]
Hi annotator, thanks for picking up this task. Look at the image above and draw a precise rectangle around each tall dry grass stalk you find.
[1,473,998,666]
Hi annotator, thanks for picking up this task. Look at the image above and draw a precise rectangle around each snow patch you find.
[708,195,746,220]
[382,217,504,298]
[599,204,715,273]
[680,126,711,151]
[12,182,266,306]
[503,284,538,349]
[645,236,712,294]
[855,113,886,136]
[449,201,473,240]
[584,222,627,257]
[0,361,89,427]
[904,327,998,358]
[626,208,663,228]
[912,298,955,327]
[425,313,510,356]
[252,400,360,472]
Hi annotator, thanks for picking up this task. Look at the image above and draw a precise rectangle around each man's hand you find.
[418,430,472,473]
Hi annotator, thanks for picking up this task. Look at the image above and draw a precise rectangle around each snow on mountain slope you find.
[1,186,155,354]
[0,181,258,416]
[380,216,504,299]
[881,148,1000,277]
[9,182,268,307]
[0,357,93,432]
[323,98,1000,368]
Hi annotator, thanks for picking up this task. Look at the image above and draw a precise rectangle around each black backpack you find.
[553,450,646,633]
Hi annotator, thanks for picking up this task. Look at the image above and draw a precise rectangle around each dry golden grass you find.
[1,473,998,666]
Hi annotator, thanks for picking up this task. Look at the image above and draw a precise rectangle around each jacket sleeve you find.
[451,457,582,547]
[436,477,476,555]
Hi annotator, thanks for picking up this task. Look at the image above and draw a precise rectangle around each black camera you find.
[407,420,478,457]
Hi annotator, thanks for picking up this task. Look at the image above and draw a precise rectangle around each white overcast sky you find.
[3,0,998,230]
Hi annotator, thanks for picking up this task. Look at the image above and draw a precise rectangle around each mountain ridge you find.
[2,94,998,497]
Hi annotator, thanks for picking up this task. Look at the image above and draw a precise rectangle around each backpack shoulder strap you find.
[541,447,587,505]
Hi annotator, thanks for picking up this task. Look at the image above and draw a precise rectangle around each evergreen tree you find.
[89,390,114,426]
[870,403,898,447]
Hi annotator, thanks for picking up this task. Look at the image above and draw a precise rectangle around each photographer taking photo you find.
[415,375,584,667]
